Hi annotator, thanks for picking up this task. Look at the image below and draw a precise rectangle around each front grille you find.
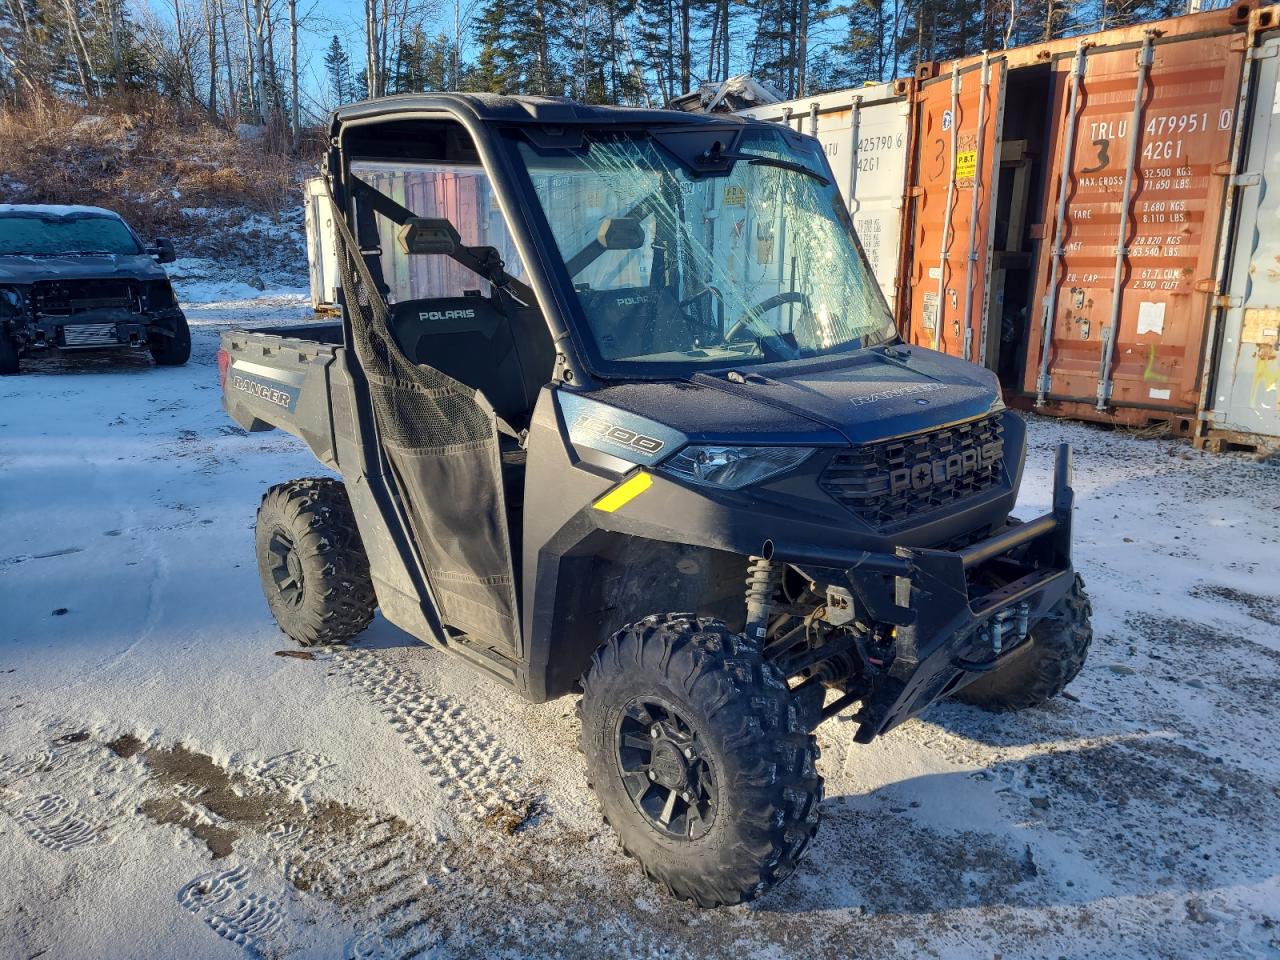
[820,415,1005,529]
[62,323,123,347]
[33,279,141,317]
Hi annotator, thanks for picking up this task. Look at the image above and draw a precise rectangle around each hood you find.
[691,344,1004,444]
[585,344,1003,449]
[0,253,169,285]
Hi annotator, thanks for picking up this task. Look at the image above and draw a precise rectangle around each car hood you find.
[586,344,1004,449]
[0,253,168,284]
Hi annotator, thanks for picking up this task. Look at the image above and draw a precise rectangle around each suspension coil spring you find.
[744,556,782,642]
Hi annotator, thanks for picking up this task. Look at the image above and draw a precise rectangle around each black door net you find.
[329,187,520,654]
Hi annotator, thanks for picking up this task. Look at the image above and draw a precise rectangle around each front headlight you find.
[659,445,814,489]
[146,280,176,309]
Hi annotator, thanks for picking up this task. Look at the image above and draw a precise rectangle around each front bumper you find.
[769,443,1078,742]
[20,308,185,352]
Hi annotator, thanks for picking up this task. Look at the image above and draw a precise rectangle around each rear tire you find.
[953,575,1092,711]
[149,315,191,366]
[0,333,18,374]
[255,477,376,646]
[579,614,822,907]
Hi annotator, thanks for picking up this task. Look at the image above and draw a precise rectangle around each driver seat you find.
[387,293,553,432]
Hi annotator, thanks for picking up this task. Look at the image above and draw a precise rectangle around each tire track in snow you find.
[263,816,443,960]
[4,729,446,959]
[335,649,538,830]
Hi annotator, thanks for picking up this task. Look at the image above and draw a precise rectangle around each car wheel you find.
[579,614,822,907]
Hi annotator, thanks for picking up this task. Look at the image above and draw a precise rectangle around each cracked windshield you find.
[519,127,896,370]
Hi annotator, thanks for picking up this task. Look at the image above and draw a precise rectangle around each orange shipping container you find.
[904,54,1004,363]
[1023,24,1250,425]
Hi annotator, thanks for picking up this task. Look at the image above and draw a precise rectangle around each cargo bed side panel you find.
[220,326,343,469]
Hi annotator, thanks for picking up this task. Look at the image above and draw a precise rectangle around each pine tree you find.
[392,26,427,92]
[634,0,678,102]
[472,0,565,95]
[324,35,353,104]
[562,0,636,103]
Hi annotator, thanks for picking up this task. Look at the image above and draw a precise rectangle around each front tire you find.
[953,575,1093,711]
[149,315,191,366]
[579,615,822,907]
[255,477,376,646]
[0,332,19,374]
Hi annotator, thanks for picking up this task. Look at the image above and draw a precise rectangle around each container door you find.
[840,94,912,316]
[1025,34,1246,417]
[906,56,1005,363]
[1208,35,1280,442]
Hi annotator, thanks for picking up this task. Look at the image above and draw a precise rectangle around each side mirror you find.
[398,217,460,255]
[149,238,176,264]
[597,217,646,251]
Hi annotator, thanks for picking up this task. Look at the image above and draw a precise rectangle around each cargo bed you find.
[218,322,345,468]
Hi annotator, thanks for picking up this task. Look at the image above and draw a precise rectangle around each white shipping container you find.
[738,80,914,315]
[1204,30,1280,448]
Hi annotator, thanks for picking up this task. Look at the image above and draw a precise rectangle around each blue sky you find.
[287,0,373,115]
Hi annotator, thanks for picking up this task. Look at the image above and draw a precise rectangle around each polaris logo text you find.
[575,414,666,456]
[889,442,1002,495]
[231,374,296,409]
[419,308,477,321]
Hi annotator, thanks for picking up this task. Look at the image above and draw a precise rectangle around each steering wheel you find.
[724,291,811,343]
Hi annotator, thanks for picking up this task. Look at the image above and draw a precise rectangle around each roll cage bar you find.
[324,93,815,391]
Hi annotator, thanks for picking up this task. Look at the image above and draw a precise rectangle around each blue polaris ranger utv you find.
[219,94,1091,907]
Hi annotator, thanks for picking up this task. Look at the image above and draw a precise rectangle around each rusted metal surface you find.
[1203,26,1280,444]
[905,56,1004,363]
[738,79,915,315]
[1021,28,1248,419]
[949,3,1259,74]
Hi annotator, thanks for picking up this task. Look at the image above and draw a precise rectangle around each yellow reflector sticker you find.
[592,471,653,513]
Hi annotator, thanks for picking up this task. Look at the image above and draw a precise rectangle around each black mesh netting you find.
[332,198,518,651]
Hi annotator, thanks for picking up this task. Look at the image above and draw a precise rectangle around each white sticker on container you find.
[1137,301,1166,336]
[1148,387,1172,400]
[928,266,942,281]
[922,291,939,331]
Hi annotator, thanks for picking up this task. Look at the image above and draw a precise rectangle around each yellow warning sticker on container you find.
[723,185,746,207]
[955,150,978,184]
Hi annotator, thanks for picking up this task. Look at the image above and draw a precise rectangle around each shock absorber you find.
[744,556,782,642]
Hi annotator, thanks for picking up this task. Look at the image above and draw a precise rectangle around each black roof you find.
[330,93,757,131]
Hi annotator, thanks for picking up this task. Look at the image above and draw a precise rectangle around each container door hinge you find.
[1249,44,1280,61]
[1231,172,1262,187]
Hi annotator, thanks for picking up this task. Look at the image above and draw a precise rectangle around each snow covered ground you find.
[2,277,1279,960]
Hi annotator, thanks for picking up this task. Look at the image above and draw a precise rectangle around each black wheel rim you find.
[615,697,716,841]
[267,528,305,607]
